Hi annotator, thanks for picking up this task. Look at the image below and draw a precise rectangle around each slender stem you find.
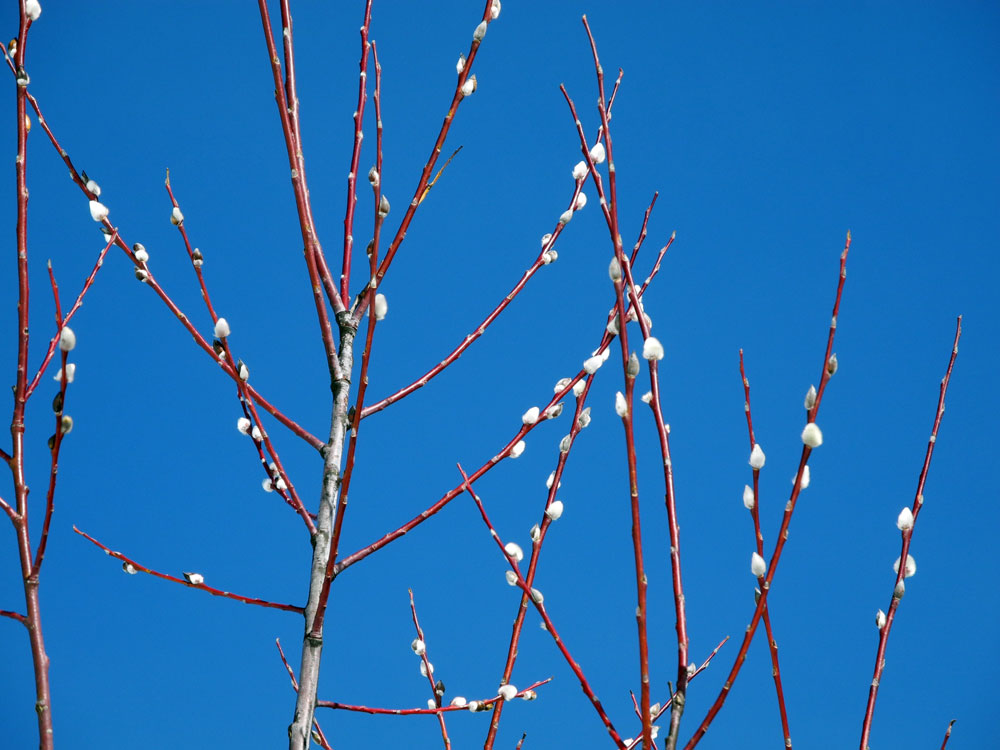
[317,678,553,714]
[683,234,851,749]
[408,590,452,750]
[858,317,961,750]
[274,639,334,750]
[939,720,956,750]
[73,526,303,613]
[458,466,628,749]
[737,350,793,748]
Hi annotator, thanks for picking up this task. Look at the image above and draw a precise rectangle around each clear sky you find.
[2,2,998,749]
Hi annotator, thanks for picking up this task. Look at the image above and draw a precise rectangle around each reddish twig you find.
[858,317,961,749]
[72,526,303,614]
[683,233,851,749]
[352,0,500,323]
[939,720,956,750]
[737,350,793,747]
[0,609,28,627]
[458,465,628,750]
[409,589,452,750]
[317,678,553,715]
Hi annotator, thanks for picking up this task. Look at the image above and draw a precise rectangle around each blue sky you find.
[2,2,998,748]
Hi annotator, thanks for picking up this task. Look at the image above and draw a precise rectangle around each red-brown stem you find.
[164,179,316,534]
[353,0,499,323]
[457,466,628,749]
[515,733,527,750]
[737,350,793,747]
[408,589,452,750]
[939,720,956,750]
[317,678,553,714]
[858,317,961,750]
[339,0,374,304]
[274,639,334,750]
[256,0,344,383]
[12,83,324,451]
[1,609,28,626]
[73,526,303,613]
[683,233,851,750]
[25,232,115,399]
[8,8,54,745]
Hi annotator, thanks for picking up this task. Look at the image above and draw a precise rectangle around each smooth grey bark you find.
[288,323,355,749]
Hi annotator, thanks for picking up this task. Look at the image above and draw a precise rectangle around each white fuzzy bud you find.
[799,464,811,489]
[897,507,914,531]
[542,250,558,264]
[473,20,488,41]
[467,701,480,712]
[89,200,109,222]
[522,407,540,425]
[378,195,391,217]
[545,471,556,489]
[504,542,524,562]
[450,696,467,708]
[133,244,149,263]
[545,500,564,520]
[170,206,184,225]
[608,257,622,282]
[490,0,501,20]
[614,391,628,418]
[801,423,823,448]
[214,318,231,338]
[58,327,76,352]
[122,562,137,575]
[642,336,665,361]
[894,554,917,578]
[25,0,42,22]
[589,142,606,164]
[530,524,541,542]
[262,477,274,492]
[541,233,553,248]
[804,385,817,410]
[544,403,564,419]
[827,353,838,375]
[53,363,76,383]
[640,391,653,404]
[742,485,755,510]
[498,684,517,701]
[559,209,573,225]
[572,160,588,180]
[367,166,379,187]
[559,434,572,453]
[505,570,518,586]
[575,192,587,209]
[577,407,592,429]
[411,638,426,655]
[238,362,249,381]
[460,74,477,97]
[456,54,466,74]
[237,417,251,434]
[509,440,526,458]
[749,443,766,469]
[86,178,100,196]
[875,609,886,629]
[251,426,262,441]
[374,293,388,321]
[583,355,604,374]
[606,315,620,335]
[751,552,767,578]
[572,380,586,397]
[420,661,434,677]
[554,377,572,393]
[522,690,537,701]
[183,572,205,585]
[531,588,544,604]
[427,699,436,710]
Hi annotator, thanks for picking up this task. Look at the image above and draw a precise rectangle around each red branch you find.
[737,350,793,746]
[317,678,553,715]
[458,465,628,750]
[939,720,956,750]
[858,317,961,749]
[683,233,851,749]
[408,589,452,750]
[73,526,303,614]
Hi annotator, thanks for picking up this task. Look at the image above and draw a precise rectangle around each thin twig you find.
[858,317,961,749]
[274,640,334,750]
[73,526,303,614]
[409,589,452,750]
[318,678,553,714]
